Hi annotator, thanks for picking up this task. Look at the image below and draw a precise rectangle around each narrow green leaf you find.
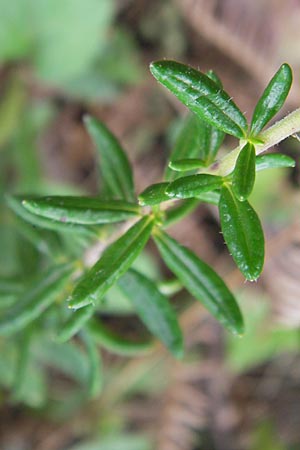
[81,330,103,398]
[21,196,140,225]
[0,264,74,336]
[250,63,292,135]
[138,183,170,206]
[232,143,256,201]
[6,195,97,238]
[166,174,223,199]
[57,305,95,342]
[12,329,32,402]
[88,318,153,357]
[154,231,244,335]
[118,269,183,357]
[256,153,295,171]
[68,216,154,309]
[169,158,206,171]
[84,115,135,201]
[195,190,220,205]
[219,184,264,280]
[150,60,247,138]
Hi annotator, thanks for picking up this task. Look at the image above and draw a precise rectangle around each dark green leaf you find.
[256,153,295,171]
[150,60,247,138]
[21,196,140,224]
[250,63,292,135]
[0,263,74,336]
[138,183,170,206]
[154,230,244,335]
[80,330,103,398]
[169,158,206,171]
[118,269,183,357]
[88,318,153,357]
[166,174,223,199]
[6,195,97,238]
[84,116,135,201]
[57,305,95,342]
[232,143,256,201]
[219,184,264,281]
[68,216,154,309]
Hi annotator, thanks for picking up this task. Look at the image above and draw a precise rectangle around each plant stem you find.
[206,108,300,176]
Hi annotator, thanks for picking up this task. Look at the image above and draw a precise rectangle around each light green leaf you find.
[232,143,256,201]
[166,174,223,199]
[84,116,135,201]
[250,63,293,135]
[150,60,247,138]
[255,153,295,171]
[0,263,74,336]
[219,184,264,280]
[68,216,154,309]
[118,269,183,358]
[154,230,244,335]
[21,196,140,224]
[169,158,206,172]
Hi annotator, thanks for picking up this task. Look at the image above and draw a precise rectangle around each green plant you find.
[4,59,299,399]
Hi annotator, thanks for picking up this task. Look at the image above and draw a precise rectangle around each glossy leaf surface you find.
[250,63,292,135]
[0,264,74,336]
[169,158,206,172]
[256,153,295,171]
[88,318,153,356]
[138,183,170,206]
[150,60,247,138]
[154,231,244,335]
[22,196,140,224]
[68,216,154,309]
[232,143,256,201]
[118,269,183,357]
[6,195,97,237]
[84,116,135,201]
[219,184,264,280]
[166,174,223,199]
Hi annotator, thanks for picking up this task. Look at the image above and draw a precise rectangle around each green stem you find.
[206,108,300,176]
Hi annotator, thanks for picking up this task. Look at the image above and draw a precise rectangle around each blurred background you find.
[1,0,300,449]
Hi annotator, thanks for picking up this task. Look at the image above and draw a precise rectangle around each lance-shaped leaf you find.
[138,183,170,206]
[118,269,183,358]
[166,174,223,199]
[0,263,74,336]
[256,153,295,171]
[250,63,292,136]
[88,318,153,357]
[84,115,135,201]
[219,184,264,281]
[150,60,247,139]
[169,158,206,172]
[68,216,154,309]
[6,195,97,237]
[154,230,244,335]
[57,304,95,342]
[232,143,256,201]
[21,196,141,225]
